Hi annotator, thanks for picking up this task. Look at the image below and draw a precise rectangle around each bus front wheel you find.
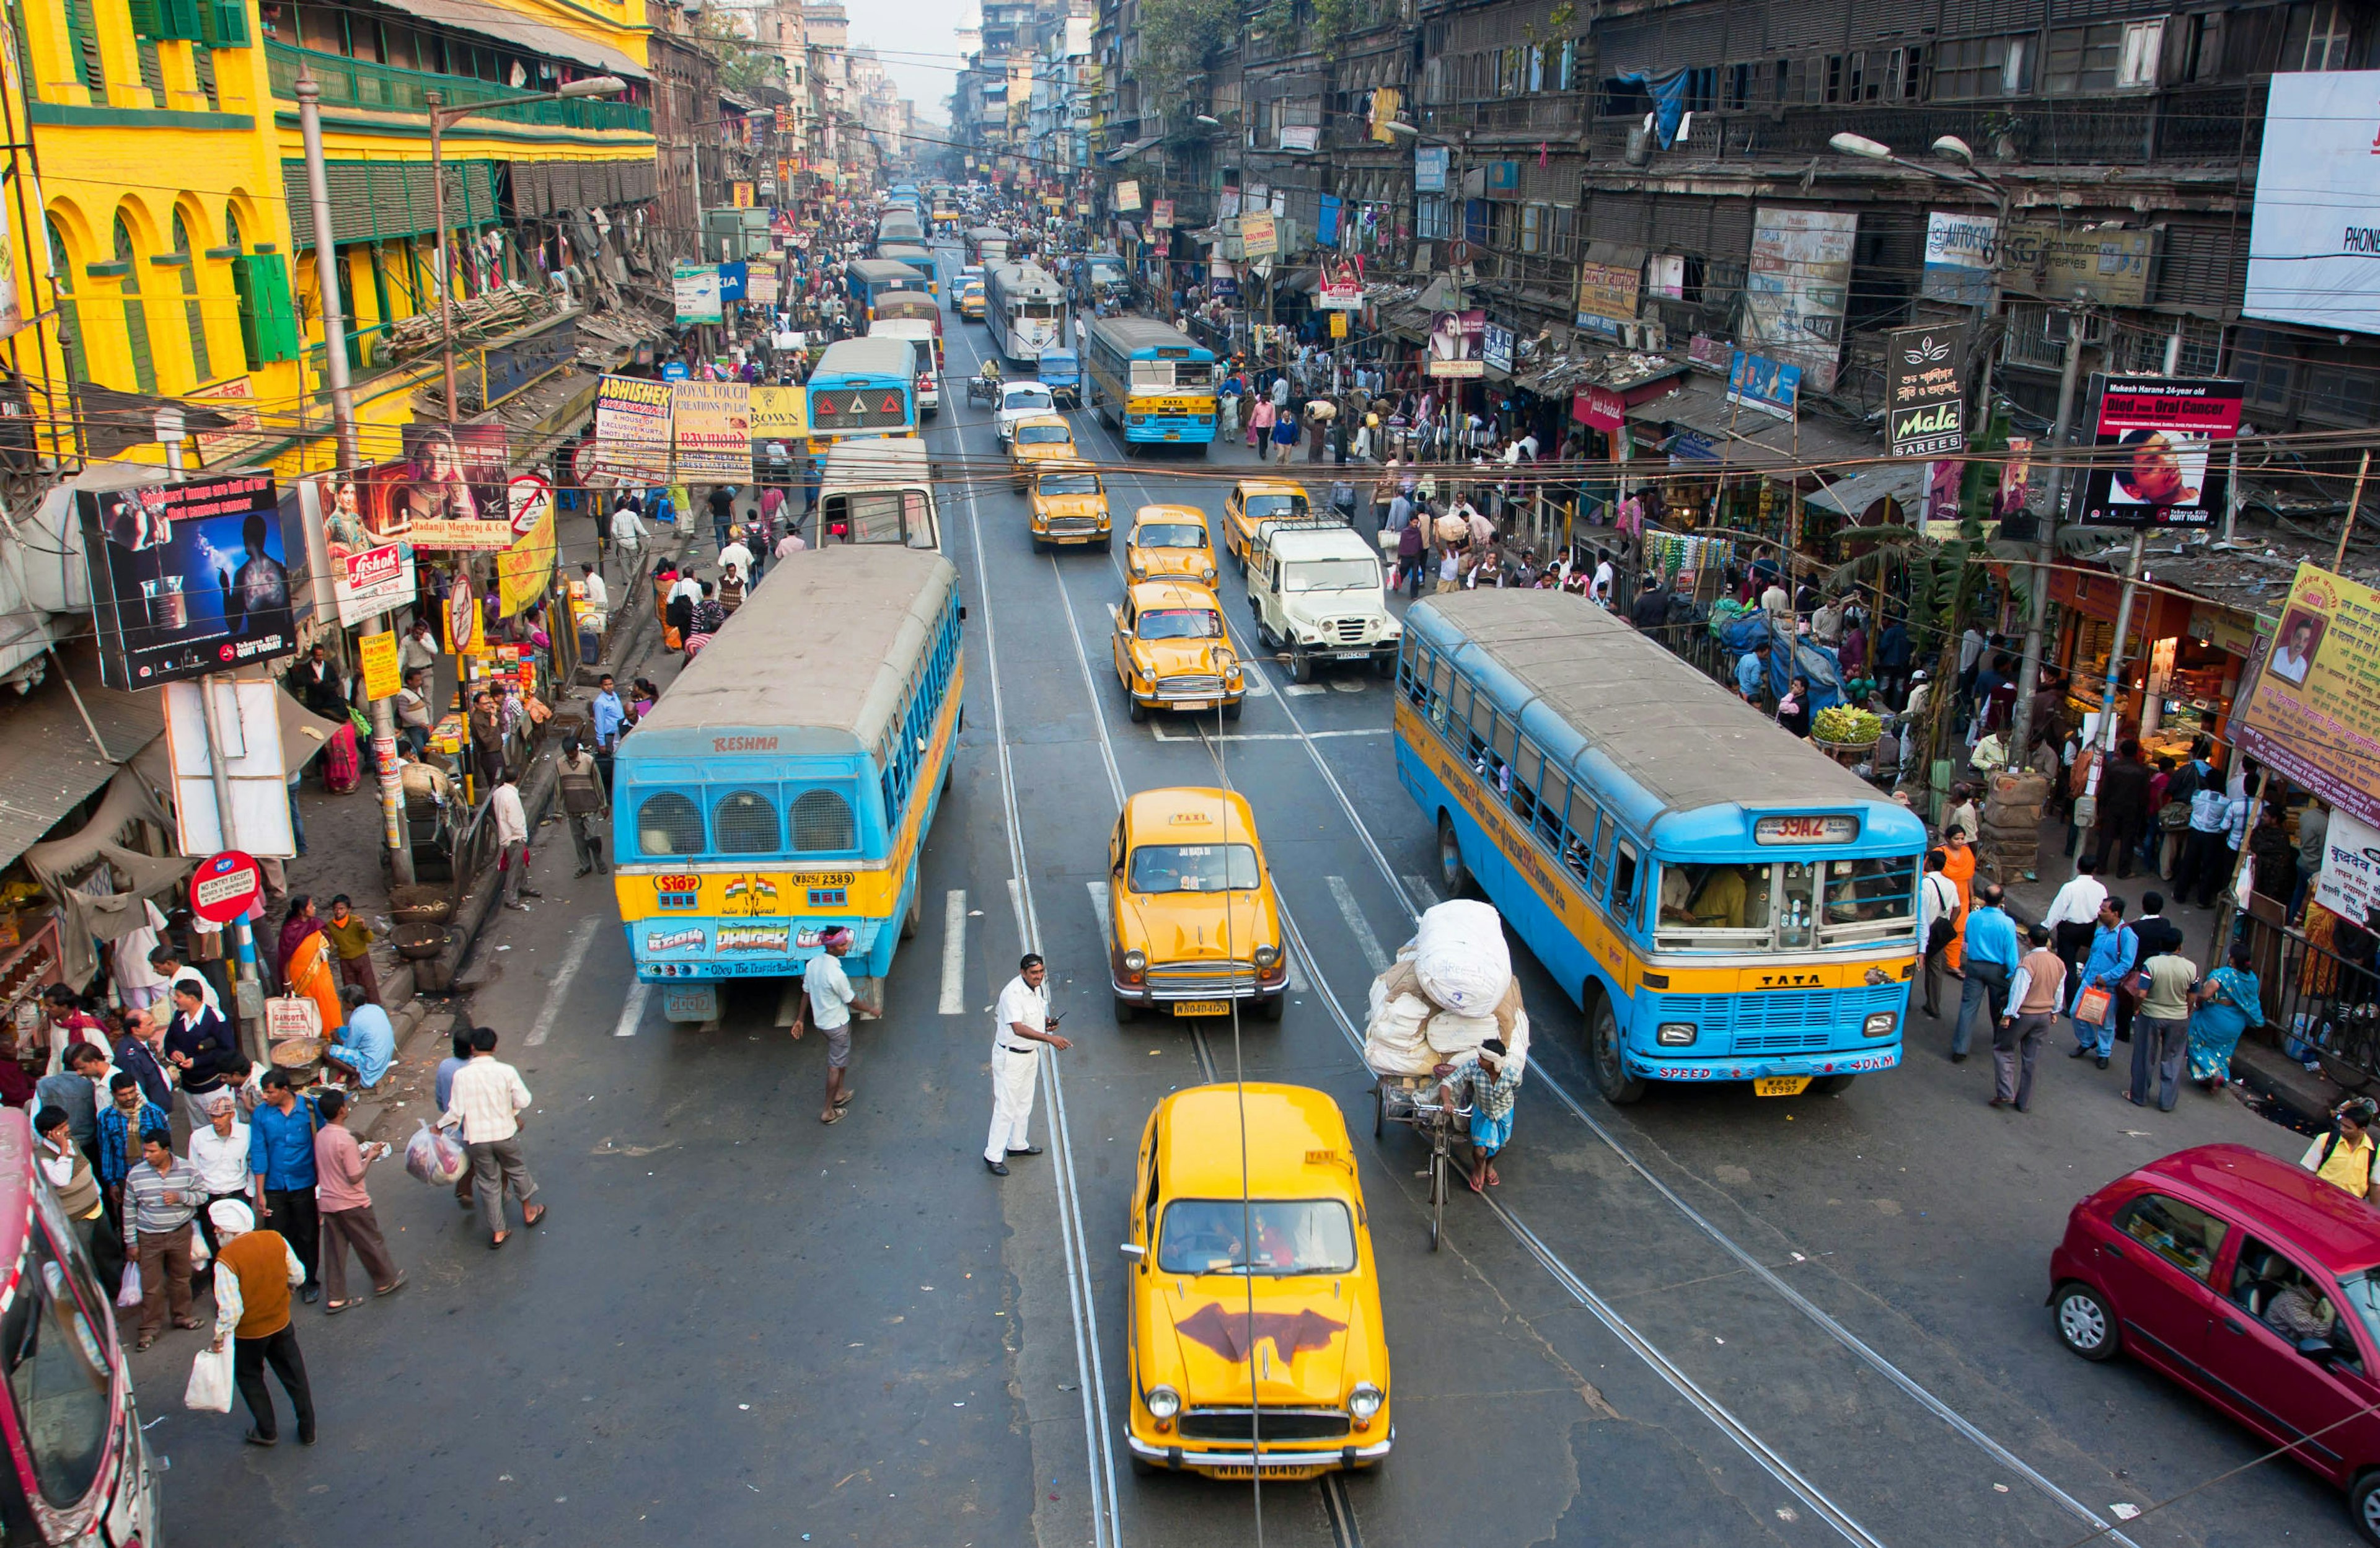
[1808,1073,1855,1096]
[1435,813,1472,899]
[1587,985,1647,1105]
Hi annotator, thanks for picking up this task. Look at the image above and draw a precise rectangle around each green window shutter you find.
[159,0,205,40]
[137,41,164,97]
[198,0,249,48]
[258,253,297,361]
[64,0,104,90]
[121,297,157,393]
[232,254,267,366]
[125,0,162,38]
[55,300,87,387]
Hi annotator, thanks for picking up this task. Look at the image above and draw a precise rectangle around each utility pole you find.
[2008,308,2086,763]
[298,64,412,886]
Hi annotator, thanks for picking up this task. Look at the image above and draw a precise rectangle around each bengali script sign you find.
[2234,562,2380,829]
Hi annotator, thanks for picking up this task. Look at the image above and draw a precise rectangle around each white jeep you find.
[1245,520,1401,683]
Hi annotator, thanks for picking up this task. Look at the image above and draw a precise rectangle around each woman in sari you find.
[1941,829,1977,973]
[2187,941,2264,1088]
[277,896,346,1037]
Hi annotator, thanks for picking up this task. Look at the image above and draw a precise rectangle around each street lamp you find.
[425,75,628,420]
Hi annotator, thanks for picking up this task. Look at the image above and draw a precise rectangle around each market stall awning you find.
[1624,379,1881,471]
[0,657,165,871]
[1804,462,1929,519]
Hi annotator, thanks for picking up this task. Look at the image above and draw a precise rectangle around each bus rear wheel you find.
[1435,813,1472,898]
[1808,1073,1855,1096]
[900,887,922,941]
[1587,984,1647,1105]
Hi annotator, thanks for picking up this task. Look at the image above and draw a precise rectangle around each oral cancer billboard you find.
[2074,376,2243,530]
[2246,70,2380,332]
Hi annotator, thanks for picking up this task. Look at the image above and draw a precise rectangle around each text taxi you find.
[1124,1084,1392,1479]
[1113,580,1245,723]
[1028,461,1113,553]
[1008,414,1077,490]
[1109,786,1284,1020]
[1126,504,1218,586]
[1222,478,1311,568]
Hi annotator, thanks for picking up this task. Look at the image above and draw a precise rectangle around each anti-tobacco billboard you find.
[79,472,296,687]
[2076,376,2243,529]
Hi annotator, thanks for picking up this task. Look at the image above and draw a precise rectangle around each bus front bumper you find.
[1624,1047,1902,1084]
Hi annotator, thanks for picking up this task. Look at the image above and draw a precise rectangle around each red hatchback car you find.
[2050,1143,2380,1541]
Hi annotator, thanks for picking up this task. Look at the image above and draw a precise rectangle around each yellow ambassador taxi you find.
[958,277,987,320]
[1109,786,1285,1020]
[1113,580,1245,723]
[1222,479,1312,570]
[1124,1084,1392,1479]
[1008,414,1076,490]
[1126,504,1218,586]
[1028,461,1112,553]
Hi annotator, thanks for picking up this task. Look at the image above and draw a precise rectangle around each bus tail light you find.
[1655,1022,1697,1046]
[1862,1012,1898,1038]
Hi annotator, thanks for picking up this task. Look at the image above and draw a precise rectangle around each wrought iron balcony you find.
[266,42,652,133]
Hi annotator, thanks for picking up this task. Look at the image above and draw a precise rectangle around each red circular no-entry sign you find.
[189,851,263,925]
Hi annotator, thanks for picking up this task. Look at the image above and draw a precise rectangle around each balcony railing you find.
[267,42,653,133]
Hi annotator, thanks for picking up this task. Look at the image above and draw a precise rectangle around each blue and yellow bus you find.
[845,258,929,318]
[1085,317,1217,448]
[614,547,964,1025]
[806,336,919,452]
[876,242,940,297]
[1395,591,1928,1102]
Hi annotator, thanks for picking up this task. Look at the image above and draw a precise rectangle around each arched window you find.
[112,214,156,394]
[713,790,782,854]
[44,218,84,387]
[224,204,243,255]
[790,789,857,853]
[635,793,705,856]
[172,211,208,383]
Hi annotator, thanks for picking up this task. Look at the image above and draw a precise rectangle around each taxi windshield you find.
[1015,423,1072,445]
[1128,843,1259,893]
[1158,1199,1357,1275]
[1139,608,1221,641]
[1137,523,1207,549]
[1284,558,1380,592]
[1039,474,1102,497]
[1245,493,1307,521]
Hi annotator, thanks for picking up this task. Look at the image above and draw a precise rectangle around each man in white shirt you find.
[669,571,703,607]
[2041,854,2109,982]
[720,531,755,583]
[793,928,878,1125]
[436,1027,543,1246]
[984,954,1071,1176]
[489,769,537,909]
[1920,847,1962,1020]
[1590,553,1616,605]
[609,499,648,579]
[187,1092,252,1265]
[579,562,609,615]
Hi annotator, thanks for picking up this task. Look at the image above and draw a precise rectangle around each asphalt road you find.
[133,247,2345,1548]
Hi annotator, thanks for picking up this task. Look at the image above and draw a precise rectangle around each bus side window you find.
[1590,819,1615,895]
[1562,795,1597,881]
[1466,695,1496,768]
[1512,737,1541,824]
[1536,768,1567,847]
[1612,841,1642,928]
[1446,675,1471,740]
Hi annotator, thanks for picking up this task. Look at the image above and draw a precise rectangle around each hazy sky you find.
[847,0,972,126]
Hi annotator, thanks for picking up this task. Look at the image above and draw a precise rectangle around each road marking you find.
[612,980,651,1038]
[775,978,804,1028]
[1284,682,1328,696]
[1149,724,1387,743]
[1329,678,1367,693]
[1404,873,1444,908]
[939,889,969,1014]
[1327,876,1390,974]
[524,918,601,1046]
[1085,880,1111,935]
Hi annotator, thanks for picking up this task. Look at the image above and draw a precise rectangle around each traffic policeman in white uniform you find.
[984,954,1070,1176]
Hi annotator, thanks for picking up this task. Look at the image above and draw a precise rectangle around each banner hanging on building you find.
[2076,376,2242,529]
[391,423,511,548]
[2245,70,2380,332]
[671,380,752,481]
[1241,212,1279,261]
[77,472,294,687]
[1574,248,1642,336]
[1427,309,1484,377]
[2235,563,2380,829]
[1921,213,1998,306]
[673,263,721,323]
[311,472,416,625]
[1745,207,1856,393]
[1114,179,1142,213]
[1884,325,1968,457]
[1724,349,1800,421]
[595,374,673,480]
[1317,254,1364,311]
[2314,807,2380,925]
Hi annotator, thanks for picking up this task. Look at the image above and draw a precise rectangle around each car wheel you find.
[1808,1074,1855,1096]
[1256,992,1284,1022]
[1290,649,1315,685]
[1130,1453,1161,1477]
[1114,996,1137,1025]
[2053,1282,2119,1361]
[1221,700,1242,723]
[2350,1471,2380,1545]
[1032,537,1047,555]
[1127,694,1147,723]
[1587,983,1647,1105]
[1436,812,1472,898]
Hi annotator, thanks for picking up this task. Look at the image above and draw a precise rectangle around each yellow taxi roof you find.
[1233,478,1309,499]
[1013,414,1073,437]
[1127,578,1223,612]
[1036,460,1100,483]
[1133,504,1207,529]
[1156,1084,1357,1200]
[1121,785,1258,847]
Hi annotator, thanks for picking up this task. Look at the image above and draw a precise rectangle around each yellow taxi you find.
[1126,504,1218,586]
[1113,580,1244,724]
[1008,414,1077,490]
[1108,786,1285,1020]
[958,277,987,320]
[1124,1083,1391,1479]
[1029,462,1111,552]
[1222,478,1312,570]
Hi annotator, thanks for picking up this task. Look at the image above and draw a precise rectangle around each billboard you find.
[312,472,416,626]
[1884,325,1968,458]
[672,380,752,481]
[1316,254,1364,311]
[1745,208,1856,393]
[2246,70,2380,332]
[2235,563,2380,829]
[2003,222,2154,308]
[77,472,294,687]
[1922,212,1998,306]
[595,374,674,481]
[1241,212,1279,261]
[2075,376,2242,529]
[1415,146,1448,193]
[673,263,721,323]
[1482,322,1514,376]
[1725,350,1800,421]
[1115,179,1142,213]
[1427,309,1484,377]
[1574,248,1642,335]
[394,422,511,548]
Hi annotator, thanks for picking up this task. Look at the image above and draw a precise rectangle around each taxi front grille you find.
[1161,675,1225,697]
[1178,1409,1348,1443]
[1146,961,1258,992]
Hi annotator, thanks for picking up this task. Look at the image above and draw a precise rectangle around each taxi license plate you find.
[1173,1000,1230,1018]
[1173,699,1214,711]
[1755,1076,1811,1097]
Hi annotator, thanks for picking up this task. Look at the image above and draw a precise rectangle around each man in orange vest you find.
[206,1198,315,1447]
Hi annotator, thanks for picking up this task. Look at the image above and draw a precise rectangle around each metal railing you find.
[2233,908,2380,1094]
[266,43,652,133]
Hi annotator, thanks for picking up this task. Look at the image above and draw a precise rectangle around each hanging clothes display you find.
[1639,527,1735,584]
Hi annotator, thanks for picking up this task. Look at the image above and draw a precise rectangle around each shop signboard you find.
[2314,808,2380,925]
[389,423,511,548]
[673,263,721,323]
[1481,322,1514,376]
[1921,212,1998,306]
[595,374,674,481]
[1427,309,1484,377]
[1573,250,1642,336]
[732,182,755,209]
[2076,376,2242,529]
[1280,125,1319,153]
[2187,601,2260,657]
[2002,222,2154,307]
[718,263,748,304]
[2246,71,2380,330]
[1572,386,1625,432]
[1885,324,1967,457]
[1317,254,1364,311]
[312,472,416,625]
[747,261,779,307]
[1724,349,1799,421]
[77,472,295,687]
[1115,178,1142,213]
[671,380,752,482]
[1241,212,1279,261]
[1745,207,1856,392]
[190,376,264,460]
[1329,312,1347,338]
[2236,563,2380,829]
[1152,199,1174,231]
[1414,145,1448,193]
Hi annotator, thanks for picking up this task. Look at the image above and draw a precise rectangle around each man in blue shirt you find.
[2068,897,2137,1067]
[248,1070,324,1302]
[1953,882,2021,1062]
[322,986,395,1090]
[95,1072,169,1197]
[590,672,626,792]
[1734,638,1771,705]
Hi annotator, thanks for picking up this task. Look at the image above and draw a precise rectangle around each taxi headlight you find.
[1253,945,1280,970]
[1145,1385,1181,1420]
[1201,566,1216,583]
[1656,1022,1698,1046]
[1121,949,1147,974]
[1130,560,1147,577]
[1863,1011,1898,1039]
[1348,1383,1383,1420]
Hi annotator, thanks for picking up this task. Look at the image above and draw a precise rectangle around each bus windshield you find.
[1654,856,1914,951]
[1159,1200,1357,1275]
[5,1219,113,1507]
[1138,608,1221,641]
[1128,843,1260,893]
